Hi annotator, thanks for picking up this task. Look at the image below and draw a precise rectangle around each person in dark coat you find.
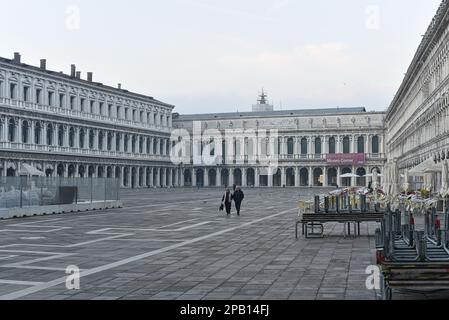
[222,188,232,216]
[233,186,244,216]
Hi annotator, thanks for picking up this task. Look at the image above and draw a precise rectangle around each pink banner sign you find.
[326,153,366,165]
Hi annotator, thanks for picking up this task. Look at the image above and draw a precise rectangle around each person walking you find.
[233,186,245,216]
[221,188,232,216]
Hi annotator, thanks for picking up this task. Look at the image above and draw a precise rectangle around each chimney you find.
[118,83,122,89]
[87,72,93,82]
[40,59,47,70]
[76,71,81,79]
[13,52,21,64]
[71,64,76,77]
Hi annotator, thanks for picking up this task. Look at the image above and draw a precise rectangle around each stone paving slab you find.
[0,187,448,300]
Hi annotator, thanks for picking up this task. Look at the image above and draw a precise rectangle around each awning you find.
[408,158,442,175]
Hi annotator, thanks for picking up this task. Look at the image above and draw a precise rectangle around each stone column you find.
[149,168,154,187]
[351,135,356,154]
[84,129,89,150]
[281,167,286,187]
[351,166,356,187]
[308,137,313,157]
[380,135,385,154]
[142,137,147,155]
[241,168,247,187]
[63,126,69,147]
[295,167,300,187]
[93,130,99,150]
[365,135,369,155]
[336,135,341,153]
[30,121,35,145]
[149,137,154,155]
[229,168,234,187]
[142,167,147,187]
[216,168,221,187]
[255,168,260,187]
[337,167,341,187]
[42,122,47,145]
[293,137,299,156]
[309,167,313,187]
[180,168,184,187]
[127,167,132,188]
[120,167,125,187]
[192,168,197,187]
[120,133,125,152]
[324,136,329,154]
[267,168,273,187]
[17,119,22,143]
[323,167,328,187]
[112,133,117,152]
[64,164,69,178]
[74,127,79,149]
[204,168,208,187]
[168,168,173,187]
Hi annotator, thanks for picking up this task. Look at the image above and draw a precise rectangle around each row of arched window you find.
[218,135,380,156]
[3,119,170,155]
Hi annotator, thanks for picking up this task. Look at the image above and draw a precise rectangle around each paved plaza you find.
[0,188,448,300]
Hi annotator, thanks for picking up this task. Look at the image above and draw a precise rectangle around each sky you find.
[0,0,443,114]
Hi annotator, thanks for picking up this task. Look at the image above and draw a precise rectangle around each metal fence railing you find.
[0,177,120,209]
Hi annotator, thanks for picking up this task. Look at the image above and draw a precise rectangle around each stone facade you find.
[0,54,180,188]
[173,105,386,188]
[385,1,449,191]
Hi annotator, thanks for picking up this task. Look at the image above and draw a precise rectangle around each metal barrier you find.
[0,176,120,209]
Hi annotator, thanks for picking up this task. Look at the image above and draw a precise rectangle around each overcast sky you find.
[0,0,442,114]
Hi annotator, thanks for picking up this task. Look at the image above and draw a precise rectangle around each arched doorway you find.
[57,164,64,177]
[22,120,30,143]
[327,168,337,186]
[234,168,242,186]
[356,168,366,186]
[123,167,129,186]
[78,165,85,178]
[139,168,144,187]
[68,164,75,178]
[45,168,53,177]
[115,167,121,181]
[107,166,113,178]
[6,167,16,177]
[131,167,137,188]
[184,169,192,187]
[196,169,204,187]
[98,166,104,178]
[314,168,323,186]
[208,169,216,187]
[286,168,295,187]
[341,167,352,187]
[357,136,365,153]
[343,136,350,154]
[246,168,255,187]
[221,169,229,187]
[328,137,336,154]
[35,122,42,144]
[300,168,308,186]
[88,166,95,178]
[273,168,281,187]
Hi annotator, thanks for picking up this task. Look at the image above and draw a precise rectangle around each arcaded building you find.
[173,94,386,188]
[385,1,449,192]
[0,53,180,188]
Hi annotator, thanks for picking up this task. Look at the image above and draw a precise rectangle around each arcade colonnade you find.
[182,166,383,188]
[0,159,182,188]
